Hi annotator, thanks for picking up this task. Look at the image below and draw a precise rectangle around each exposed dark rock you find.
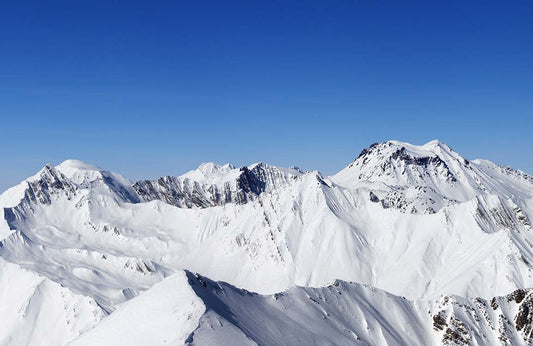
[369,192,380,203]
[389,148,457,182]
[356,142,380,161]
[24,164,76,205]
[236,166,266,203]
[491,297,499,310]
[508,289,527,304]
[133,163,299,209]
[433,312,447,331]
[442,317,470,345]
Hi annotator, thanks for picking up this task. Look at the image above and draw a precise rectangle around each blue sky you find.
[1,1,532,192]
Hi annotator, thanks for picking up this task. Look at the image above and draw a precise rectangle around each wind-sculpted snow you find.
[185,273,533,345]
[68,270,533,345]
[1,140,533,344]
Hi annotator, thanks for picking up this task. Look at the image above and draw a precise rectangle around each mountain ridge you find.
[1,139,533,345]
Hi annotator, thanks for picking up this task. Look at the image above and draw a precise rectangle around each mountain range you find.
[1,140,532,345]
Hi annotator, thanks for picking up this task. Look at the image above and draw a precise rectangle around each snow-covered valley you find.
[1,140,533,345]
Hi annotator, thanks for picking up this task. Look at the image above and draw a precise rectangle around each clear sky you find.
[1,0,532,192]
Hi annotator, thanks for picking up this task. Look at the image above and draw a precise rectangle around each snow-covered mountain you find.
[1,140,533,345]
[69,271,533,346]
[133,162,304,208]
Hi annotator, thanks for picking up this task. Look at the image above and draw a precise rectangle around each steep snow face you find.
[56,159,139,203]
[68,271,205,346]
[185,272,533,346]
[180,162,236,182]
[71,270,533,346]
[184,271,433,345]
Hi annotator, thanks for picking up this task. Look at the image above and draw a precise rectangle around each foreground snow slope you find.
[71,270,533,345]
[184,272,533,346]
[0,258,103,346]
[68,271,205,346]
[1,139,533,344]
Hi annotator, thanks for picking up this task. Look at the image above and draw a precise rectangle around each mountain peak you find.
[56,159,103,172]
[197,162,221,173]
[55,159,109,185]
[421,139,447,148]
[356,140,454,161]
[389,139,447,148]
[352,140,461,166]
[332,140,470,195]
[55,159,109,186]
[53,160,137,202]
[181,162,237,183]
[31,163,67,184]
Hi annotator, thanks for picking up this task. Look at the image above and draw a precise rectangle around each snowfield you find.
[1,140,533,345]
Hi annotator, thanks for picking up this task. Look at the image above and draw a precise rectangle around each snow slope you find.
[68,271,205,346]
[0,258,103,346]
[71,270,533,345]
[1,139,533,344]
[184,272,533,345]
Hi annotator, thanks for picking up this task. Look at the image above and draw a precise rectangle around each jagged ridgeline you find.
[1,140,533,345]
[132,163,304,208]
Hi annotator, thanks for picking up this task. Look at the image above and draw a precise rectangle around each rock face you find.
[333,140,533,214]
[132,162,304,208]
[1,139,533,344]
[343,140,461,185]
[24,164,76,205]
[428,289,533,345]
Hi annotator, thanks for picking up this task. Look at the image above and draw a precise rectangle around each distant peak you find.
[198,162,221,173]
[421,139,454,152]
[54,159,134,193]
[386,139,451,151]
[247,162,266,170]
[333,139,470,190]
[197,162,235,174]
[423,139,444,147]
[356,140,454,161]
[178,162,237,182]
[56,159,103,172]
[37,163,62,178]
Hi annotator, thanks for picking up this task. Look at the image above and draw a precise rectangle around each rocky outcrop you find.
[24,164,76,205]
[132,163,303,208]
